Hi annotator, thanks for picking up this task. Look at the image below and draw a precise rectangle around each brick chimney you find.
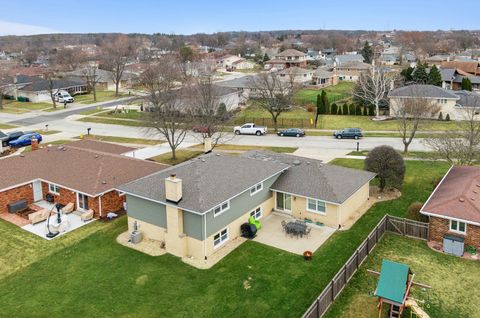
[165,174,182,203]
[204,137,212,153]
[31,138,39,151]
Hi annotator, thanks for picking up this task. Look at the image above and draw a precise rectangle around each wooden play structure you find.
[368,259,432,318]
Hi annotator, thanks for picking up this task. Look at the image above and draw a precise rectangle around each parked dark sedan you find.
[8,132,42,148]
[333,128,363,139]
[277,128,305,137]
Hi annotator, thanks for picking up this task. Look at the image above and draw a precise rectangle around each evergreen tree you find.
[438,112,443,121]
[355,105,363,115]
[445,113,451,121]
[412,62,429,84]
[363,106,368,116]
[428,65,443,87]
[400,66,414,83]
[262,53,270,64]
[338,106,343,115]
[349,104,355,115]
[342,104,349,115]
[314,94,323,127]
[461,77,473,91]
[321,91,329,114]
[331,103,338,115]
[360,41,373,64]
[368,104,375,116]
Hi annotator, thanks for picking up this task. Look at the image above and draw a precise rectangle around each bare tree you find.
[188,75,233,148]
[426,107,480,165]
[394,97,440,153]
[82,62,101,102]
[352,64,392,118]
[101,36,137,96]
[249,71,296,132]
[43,70,61,108]
[54,48,86,71]
[140,59,190,160]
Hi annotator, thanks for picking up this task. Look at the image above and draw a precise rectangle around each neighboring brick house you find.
[420,166,480,255]
[0,140,167,220]
[264,49,308,70]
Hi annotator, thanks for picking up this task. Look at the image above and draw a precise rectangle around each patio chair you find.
[249,216,262,230]
[61,202,74,214]
[281,220,287,232]
[305,228,312,238]
[81,209,94,222]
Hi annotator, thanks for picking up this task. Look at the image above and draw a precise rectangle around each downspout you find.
[98,195,102,217]
[203,212,207,260]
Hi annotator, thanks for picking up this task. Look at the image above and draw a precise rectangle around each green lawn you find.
[77,116,147,127]
[74,91,129,104]
[324,234,480,318]
[294,82,354,105]
[347,150,441,160]
[0,123,17,129]
[84,135,163,145]
[96,109,143,120]
[150,149,204,165]
[1,100,58,113]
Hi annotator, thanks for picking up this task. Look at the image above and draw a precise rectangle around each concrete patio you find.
[253,213,336,255]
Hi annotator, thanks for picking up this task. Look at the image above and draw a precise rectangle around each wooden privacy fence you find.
[302,215,429,318]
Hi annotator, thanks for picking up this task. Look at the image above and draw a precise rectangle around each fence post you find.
[403,218,406,236]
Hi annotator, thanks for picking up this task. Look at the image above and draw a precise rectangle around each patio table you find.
[285,221,307,237]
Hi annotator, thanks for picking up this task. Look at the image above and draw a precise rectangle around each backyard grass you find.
[77,116,146,127]
[36,129,60,135]
[149,149,204,165]
[324,234,480,318]
[74,91,129,104]
[0,159,450,317]
[82,135,163,145]
[294,81,354,105]
[0,123,17,129]
[96,109,143,120]
[78,108,108,116]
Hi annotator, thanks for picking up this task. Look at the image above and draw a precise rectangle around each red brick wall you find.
[42,182,77,208]
[101,191,125,214]
[429,216,480,250]
[0,184,34,214]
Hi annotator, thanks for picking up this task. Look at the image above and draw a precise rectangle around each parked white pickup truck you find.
[233,123,267,136]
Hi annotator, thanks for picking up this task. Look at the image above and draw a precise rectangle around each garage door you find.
[443,234,464,257]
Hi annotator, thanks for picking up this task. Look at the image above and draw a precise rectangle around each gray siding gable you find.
[126,194,166,228]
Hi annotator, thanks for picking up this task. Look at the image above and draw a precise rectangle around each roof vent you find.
[292,160,301,166]
[216,153,220,156]
[459,197,465,202]
[101,180,107,185]
[19,154,24,157]
[201,158,206,162]
[95,154,99,158]
[477,184,480,188]
[306,161,311,165]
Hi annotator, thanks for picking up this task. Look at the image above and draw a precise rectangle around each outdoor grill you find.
[240,223,257,239]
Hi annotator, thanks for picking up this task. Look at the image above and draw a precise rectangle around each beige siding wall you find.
[290,195,340,228]
[389,97,457,119]
[338,183,370,225]
[128,216,166,241]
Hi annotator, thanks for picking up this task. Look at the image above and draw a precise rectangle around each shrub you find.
[338,106,343,115]
[363,106,368,116]
[445,113,451,121]
[365,145,405,191]
[355,105,363,116]
[368,104,375,116]
[306,104,314,112]
[331,103,338,114]
[406,202,428,222]
[342,104,349,115]
[438,112,443,121]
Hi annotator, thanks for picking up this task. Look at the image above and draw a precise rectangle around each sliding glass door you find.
[276,192,292,213]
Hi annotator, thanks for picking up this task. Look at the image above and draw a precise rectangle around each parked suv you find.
[333,128,363,139]
[54,91,74,103]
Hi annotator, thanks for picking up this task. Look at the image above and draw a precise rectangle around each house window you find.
[48,183,60,194]
[250,182,263,196]
[449,220,466,234]
[307,198,326,214]
[213,228,229,248]
[250,207,262,220]
[213,200,230,217]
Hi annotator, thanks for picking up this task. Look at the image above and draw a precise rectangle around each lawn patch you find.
[77,116,146,127]
[84,135,163,145]
[74,91,129,104]
[149,149,203,165]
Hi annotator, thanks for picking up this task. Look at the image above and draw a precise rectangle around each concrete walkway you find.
[123,142,199,159]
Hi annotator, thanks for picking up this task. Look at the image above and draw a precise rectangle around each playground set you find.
[369,259,432,318]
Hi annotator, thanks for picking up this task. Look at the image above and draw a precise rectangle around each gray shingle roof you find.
[387,84,460,99]
[20,77,86,92]
[118,153,289,213]
[243,151,376,204]
[335,54,364,65]
[455,90,480,108]
[439,68,456,82]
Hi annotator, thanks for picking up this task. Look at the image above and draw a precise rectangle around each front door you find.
[32,181,42,202]
[77,193,89,211]
[276,192,292,213]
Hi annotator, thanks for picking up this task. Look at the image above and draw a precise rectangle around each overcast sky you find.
[1,0,479,36]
